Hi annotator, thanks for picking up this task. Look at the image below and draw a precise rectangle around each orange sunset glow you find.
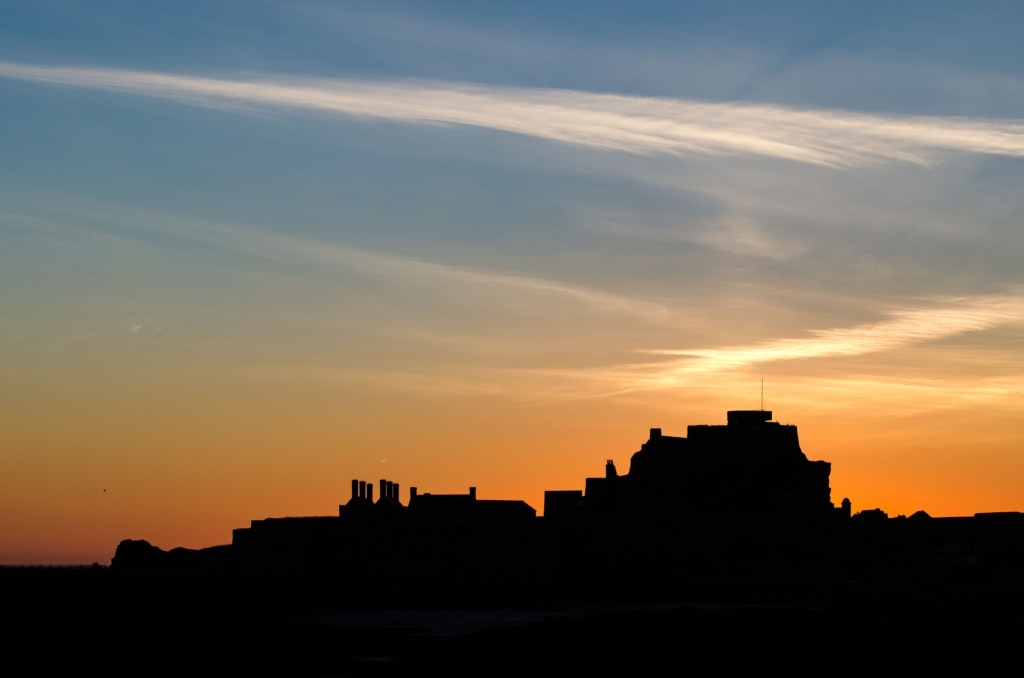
[2,3,1023,565]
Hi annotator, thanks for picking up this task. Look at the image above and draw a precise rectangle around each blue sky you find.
[2,1,1023,561]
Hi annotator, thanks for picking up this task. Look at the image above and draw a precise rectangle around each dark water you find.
[4,569,1022,676]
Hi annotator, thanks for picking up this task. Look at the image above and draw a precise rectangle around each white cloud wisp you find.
[645,291,1024,376]
[2,62,1024,168]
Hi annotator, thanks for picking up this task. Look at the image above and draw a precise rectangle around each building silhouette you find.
[113,409,1024,599]
[552,410,833,523]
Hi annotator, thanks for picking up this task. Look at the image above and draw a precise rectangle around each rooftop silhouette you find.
[112,409,1024,605]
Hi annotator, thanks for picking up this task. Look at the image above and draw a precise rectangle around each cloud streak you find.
[338,289,1024,402]
[644,290,1024,376]
[63,203,676,324]
[275,233,675,322]
[2,62,1024,167]
[480,291,1024,401]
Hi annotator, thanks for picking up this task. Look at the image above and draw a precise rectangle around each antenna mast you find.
[760,379,764,411]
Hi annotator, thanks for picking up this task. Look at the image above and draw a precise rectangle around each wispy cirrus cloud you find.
[37,201,676,325]
[2,62,1024,168]
[641,290,1024,377]
[364,290,1024,402]
[272,232,675,322]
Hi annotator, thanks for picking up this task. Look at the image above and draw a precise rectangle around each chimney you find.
[469,486,477,500]
[380,479,386,502]
[410,486,418,502]
[351,479,358,500]
[393,483,400,503]
[367,484,374,502]
[359,480,366,500]
[650,427,662,439]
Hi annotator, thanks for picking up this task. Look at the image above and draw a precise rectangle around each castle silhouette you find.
[113,409,1024,602]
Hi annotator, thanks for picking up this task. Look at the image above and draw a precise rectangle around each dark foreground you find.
[4,568,1024,676]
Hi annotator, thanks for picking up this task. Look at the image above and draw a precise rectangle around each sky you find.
[2,1,1023,563]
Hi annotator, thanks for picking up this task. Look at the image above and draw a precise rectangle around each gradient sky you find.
[2,1,1023,563]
